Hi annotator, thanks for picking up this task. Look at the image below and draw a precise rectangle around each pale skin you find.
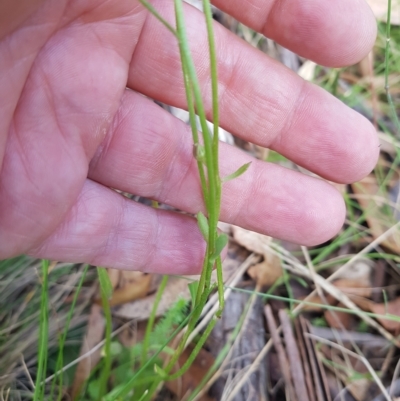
[0,0,379,274]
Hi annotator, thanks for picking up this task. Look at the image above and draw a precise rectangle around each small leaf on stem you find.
[196,212,209,241]
[154,364,168,379]
[188,280,199,306]
[212,233,228,260]
[222,162,251,183]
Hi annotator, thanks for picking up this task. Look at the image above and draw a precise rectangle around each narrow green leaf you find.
[154,364,168,379]
[97,267,113,300]
[188,280,199,306]
[33,259,50,401]
[138,0,177,36]
[196,212,209,241]
[212,233,228,260]
[222,162,251,183]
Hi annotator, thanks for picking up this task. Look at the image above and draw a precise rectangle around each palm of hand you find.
[0,0,379,273]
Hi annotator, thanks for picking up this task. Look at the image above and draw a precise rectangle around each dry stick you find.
[224,335,275,401]
[44,321,133,384]
[225,223,400,399]
[267,243,398,345]
[306,334,391,401]
[390,357,400,397]
[265,306,297,401]
[20,354,35,391]
[302,246,353,370]
[279,310,309,401]
[294,319,317,401]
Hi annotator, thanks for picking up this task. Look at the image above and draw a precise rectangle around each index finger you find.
[213,0,377,67]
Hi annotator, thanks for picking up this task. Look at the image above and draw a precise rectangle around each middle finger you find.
[89,90,345,246]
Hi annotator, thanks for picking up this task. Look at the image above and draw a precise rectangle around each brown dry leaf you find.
[166,345,215,401]
[351,175,400,253]
[324,305,354,330]
[366,0,400,24]
[347,378,370,401]
[115,254,241,320]
[107,268,121,290]
[332,259,372,282]
[299,292,335,312]
[301,260,372,313]
[115,275,189,320]
[369,297,400,333]
[334,279,372,299]
[71,304,105,400]
[232,225,272,255]
[247,256,282,287]
[108,271,152,307]
[232,226,283,285]
[107,269,122,290]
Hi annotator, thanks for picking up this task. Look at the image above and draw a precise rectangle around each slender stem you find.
[181,43,209,203]
[33,260,50,401]
[215,256,224,317]
[138,0,177,36]
[164,318,217,380]
[174,0,218,250]
[50,265,89,401]
[141,275,169,366]
[125,1,226,399]
[385,0,400,133]
[202,0,222,219]
[97,267,113,401]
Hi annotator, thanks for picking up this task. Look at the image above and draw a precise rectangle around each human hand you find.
[0,0,378,273]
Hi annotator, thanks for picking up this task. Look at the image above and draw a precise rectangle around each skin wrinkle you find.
[89,97,128,173]
[98,193,124,264]
[159,131,197,207]
[144,207,161,273]
[145,106,186,200]
[12,69,87,193]
[270,78,310,150]
[259,0,278,37]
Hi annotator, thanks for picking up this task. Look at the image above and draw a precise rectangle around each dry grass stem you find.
[265,306,297,400]
[306,333,391,401]
[279,310,308,401]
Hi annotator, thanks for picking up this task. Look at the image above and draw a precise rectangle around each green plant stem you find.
[141,275,169,366]
[187,294,253,401]
[50,265,89,401]
[174,0,218,240]
[33,259,50,401]
[133,1,227,398]
[181,47,209,201]
[385,0,400,133]
[97,267,113,401]
[110,302,200,400]
[164,318,216,380]
[202,0,221,216]
[138,0,177,36]
[215,256,224,317]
